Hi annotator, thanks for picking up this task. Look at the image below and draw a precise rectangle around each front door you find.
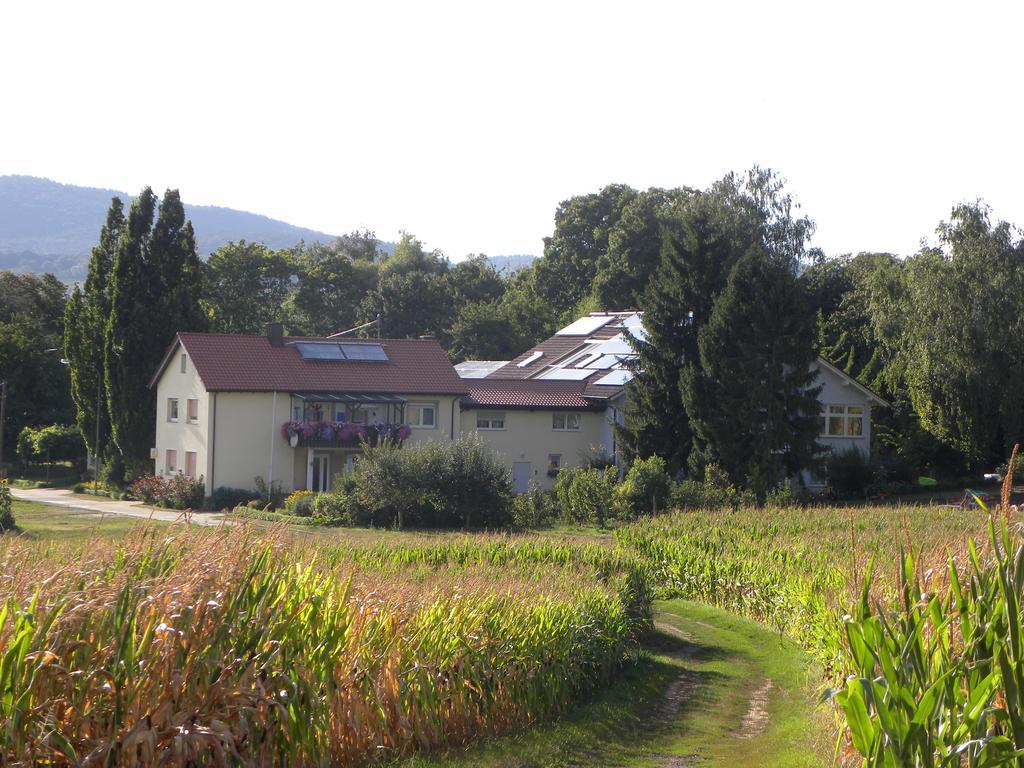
[311,452,331,492]
[512,461,531,493]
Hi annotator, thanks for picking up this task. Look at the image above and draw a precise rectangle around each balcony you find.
[281,421,412,449]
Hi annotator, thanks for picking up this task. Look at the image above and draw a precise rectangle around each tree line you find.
[2,170,1021,490]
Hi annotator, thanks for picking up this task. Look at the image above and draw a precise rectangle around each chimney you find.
[267,322,284,347]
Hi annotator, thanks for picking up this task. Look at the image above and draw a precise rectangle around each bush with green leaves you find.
[206,486,260,511]
[763,481,798,510]
[349,436,513,529]
[16,424,85,468]
[673,462,754,510]
[614,456,671,518]
[554,466,617,527]
[0,481,14,532]
[825,446,873,498]
[512,480,558,528]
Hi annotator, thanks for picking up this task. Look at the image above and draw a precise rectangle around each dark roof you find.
[462,380,604,410]
[151,333,467,395]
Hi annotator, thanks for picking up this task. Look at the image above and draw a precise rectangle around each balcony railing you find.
[281,421,412,448]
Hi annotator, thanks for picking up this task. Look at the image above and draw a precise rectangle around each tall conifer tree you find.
[105,189,205,473]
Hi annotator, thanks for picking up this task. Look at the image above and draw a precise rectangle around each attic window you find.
[293,342,389,362]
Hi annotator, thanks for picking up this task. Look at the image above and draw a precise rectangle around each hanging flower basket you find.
[281,421,411,447]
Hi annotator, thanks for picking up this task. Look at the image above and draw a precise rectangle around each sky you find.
[1,0,1022,260]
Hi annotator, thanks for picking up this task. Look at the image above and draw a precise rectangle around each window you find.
[547,454,561,477]
[552,412,581,431]
[165,449,177,473]
[408,402,437,429]
[187,398,199,423]
[185,451,197,479]
[180,353,187,373]
[167,398,179,422]
[477,413,506,430]
[333,405,347,423]
[820,405,865,437]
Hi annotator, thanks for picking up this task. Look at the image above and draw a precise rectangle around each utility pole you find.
[0,380,6,480]
[94,377,101,495]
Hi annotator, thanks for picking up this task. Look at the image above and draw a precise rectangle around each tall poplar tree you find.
[64,197,124,467]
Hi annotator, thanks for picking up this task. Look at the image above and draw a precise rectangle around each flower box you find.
[281,421,412,448]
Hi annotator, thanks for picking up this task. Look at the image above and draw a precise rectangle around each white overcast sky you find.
[1,1,1021,259]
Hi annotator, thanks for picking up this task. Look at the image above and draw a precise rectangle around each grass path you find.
[400,599,828,768]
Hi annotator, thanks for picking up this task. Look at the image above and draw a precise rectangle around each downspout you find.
[268,391,277,486]
[209,393,217,491]
[450,396,457,440]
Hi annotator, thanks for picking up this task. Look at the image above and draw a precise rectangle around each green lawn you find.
[399,599,827,768]
[8,499,162,541]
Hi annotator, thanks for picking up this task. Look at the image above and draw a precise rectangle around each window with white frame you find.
[477,413,506,430]
[187,398,199,423]
[407,402,437,428]
[819,404,865,437]
[552,412,581,431]
[166,449,177,473]
[180,353,187,373]
[333,405,348,423]
[167,398,179,422]
[185,451,197,478]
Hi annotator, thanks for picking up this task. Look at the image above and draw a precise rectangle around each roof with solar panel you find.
[150,331,467,395]
[459,311,643,409]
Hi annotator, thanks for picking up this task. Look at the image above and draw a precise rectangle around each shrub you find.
[0,481,14,531]
[350,437,513,529]
[614,456,671,518]
[284,490,316,517]
[825,446,873,498]
[512,481,558,528]
[555,466,617,527]
[673,462,754,510]
[129,474,205,510]
[16,424,85,469]
[311,491,351,524]
[763,481,798,510]
[206,486,260,511]
[253,476,286,509]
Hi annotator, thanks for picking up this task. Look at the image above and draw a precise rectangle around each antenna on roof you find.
[328,315,382,340]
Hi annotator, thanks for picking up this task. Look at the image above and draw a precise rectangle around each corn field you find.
[2,500,1022,766]
[0,525,643,766]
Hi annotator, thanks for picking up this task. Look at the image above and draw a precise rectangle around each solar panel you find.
[555,316,612,336]
[594,370,634,386]
[339,343,389,361]
[538,368,594,381]
[296,342,344,360]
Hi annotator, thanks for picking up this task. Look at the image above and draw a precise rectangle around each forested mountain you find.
[0,176,536,282]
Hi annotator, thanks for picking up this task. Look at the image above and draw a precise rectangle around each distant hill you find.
[486,253,536,274]
[0,176,537,284]
[0,176,338,282]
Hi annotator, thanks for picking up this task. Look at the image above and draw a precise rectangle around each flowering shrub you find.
[280,421,411,445]
[284,489,315,516]
[130,473,205,510]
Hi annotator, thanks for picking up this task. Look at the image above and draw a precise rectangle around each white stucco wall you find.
[459,407,610,491]
[153,344,211,491]
[802,360,878,489]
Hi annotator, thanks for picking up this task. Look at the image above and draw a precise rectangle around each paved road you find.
[11,487,228,527]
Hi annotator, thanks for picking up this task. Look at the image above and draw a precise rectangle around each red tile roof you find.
[462,380,602,410]
[153,333,467,395]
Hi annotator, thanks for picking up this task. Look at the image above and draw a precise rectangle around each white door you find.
[512,462,531,493]
[311,452,331,492]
